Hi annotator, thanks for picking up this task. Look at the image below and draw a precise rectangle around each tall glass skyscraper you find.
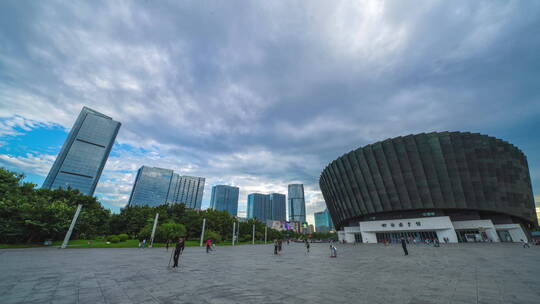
[173,175,205,209]
[210,185,239,216]
[247,193,271,221]
[247,193,286,221]
[42,107,121,196]
[314,208,334,233]
[288,184,306,222]
[128,166,205,209]
[128,166,175,207]
[269,193,286,221]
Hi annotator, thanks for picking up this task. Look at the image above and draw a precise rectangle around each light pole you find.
[252,223,255,244]
[199,218,206,247]
[264,226,267,244]
[232,221,236,246]
[149,213,159,248]
[61,204,83,249]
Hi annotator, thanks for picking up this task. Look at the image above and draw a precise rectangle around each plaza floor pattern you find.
[1,242,539,304]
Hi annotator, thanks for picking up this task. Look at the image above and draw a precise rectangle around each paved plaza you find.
[1,242,539,304]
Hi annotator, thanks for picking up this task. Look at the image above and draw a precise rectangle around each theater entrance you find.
[375,231,438,244]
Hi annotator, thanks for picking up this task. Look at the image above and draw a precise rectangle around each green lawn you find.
[0,239,268,249]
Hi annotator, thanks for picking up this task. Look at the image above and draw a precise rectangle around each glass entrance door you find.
[497,230,513,242]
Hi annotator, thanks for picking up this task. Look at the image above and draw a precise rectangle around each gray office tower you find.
[128,166,205,209]
[42,107,121,196]
[269,193,286,221]
[210,185,239,216]
[288,184,306,222]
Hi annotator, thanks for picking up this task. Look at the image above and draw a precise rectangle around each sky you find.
[1,0,539,225]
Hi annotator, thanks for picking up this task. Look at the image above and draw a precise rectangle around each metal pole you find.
[265,226,267,244]
[61,204,83,249]
[252,223,255,244]
[232,222,236,246]
[236,220,240,243]
[149,213,159,248]
[199,218,206,247]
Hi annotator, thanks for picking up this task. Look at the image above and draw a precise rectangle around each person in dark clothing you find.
[401,237,408,256]
[274,239,279,255]
[166,239,171,251]
[173,237,185,268]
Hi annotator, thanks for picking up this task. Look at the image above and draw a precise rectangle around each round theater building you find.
[319,132,537,243]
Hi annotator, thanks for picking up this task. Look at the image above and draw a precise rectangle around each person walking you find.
[330,244,337,258]
[172,237,185,268]
[521,239,530,248]
[274,239,279,255]
[401,237,408,256]
[166,239,171,251]
[142,239,147,249]
[305,239,310,254]
[206,239,213,253]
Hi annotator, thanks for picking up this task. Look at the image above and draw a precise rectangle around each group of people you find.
[273,239,284,255]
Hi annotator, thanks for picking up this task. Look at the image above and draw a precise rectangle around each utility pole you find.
[199,218,206,247]
[149,213,159,248]
[264,226,267,244]
[252,223,255,244]
[232,221,236,246]
[61,204,83,249]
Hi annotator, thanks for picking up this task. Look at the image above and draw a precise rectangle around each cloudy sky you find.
[1,0,539,224]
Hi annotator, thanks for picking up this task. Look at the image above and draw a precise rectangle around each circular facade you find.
[320,132,536,230]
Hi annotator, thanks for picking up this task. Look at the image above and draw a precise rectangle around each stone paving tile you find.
[1,243,539,304]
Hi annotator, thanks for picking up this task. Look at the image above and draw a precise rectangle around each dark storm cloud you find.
[1,0,539,219]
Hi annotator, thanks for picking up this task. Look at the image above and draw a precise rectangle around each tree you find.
[204,230,222,243]
[159,221,186,242]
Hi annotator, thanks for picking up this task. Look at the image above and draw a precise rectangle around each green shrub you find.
[118,233,129,242]
[109,236,120,243]
[106,235,117,242]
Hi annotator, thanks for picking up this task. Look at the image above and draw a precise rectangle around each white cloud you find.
[0,153,55,177]
[1,0,540,224]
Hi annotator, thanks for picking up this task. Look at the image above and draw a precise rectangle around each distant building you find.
[128,166,205,209]
[308,224,315,234]
[247,193,271,221]
[288,184,306,222]
[314,208,334,233]
[210,185,239,216]
[269,193,286,221]
[247,192,286,222]
[128,166,175,207]
[174,175,205,209]
[42,107,121,196]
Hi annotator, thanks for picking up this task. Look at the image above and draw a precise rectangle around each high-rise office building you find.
[128,166,205,209]
[247,193,271,221]
[210,185,239,216]
[269,193,286,221]
[128,166,175,207]
[288,184,306,222]
[171,175,205,209]
[314,208,334,233]
[42,107,121,196]
[247,192,286,222]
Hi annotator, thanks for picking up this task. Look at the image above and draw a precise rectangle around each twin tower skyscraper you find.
[245,184,306,222]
